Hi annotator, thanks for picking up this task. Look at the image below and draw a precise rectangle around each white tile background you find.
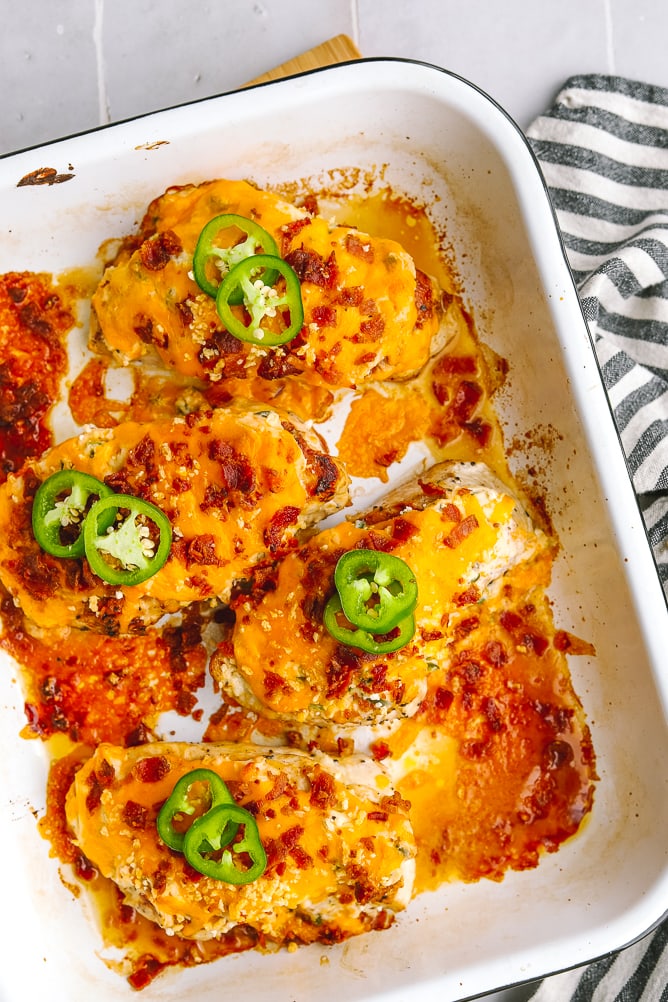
[2,1,666,999]
[4,0,668,156]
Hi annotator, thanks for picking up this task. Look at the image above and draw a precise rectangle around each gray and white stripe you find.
[523,74,668,1001]
[527,74,668,599]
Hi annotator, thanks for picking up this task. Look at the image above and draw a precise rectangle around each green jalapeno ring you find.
[183,802,267,884]
[156,769,237,853]
[333,549,418,633]
[83,493,172,587]
[31,469,116,559]
[323,592,415,655]
[216,253,304,347]
[193,213,279,304]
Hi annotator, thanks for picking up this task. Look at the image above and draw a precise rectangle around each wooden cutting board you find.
[243,34,361,87]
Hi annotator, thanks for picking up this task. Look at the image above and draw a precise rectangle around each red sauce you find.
[0,592,208,747]
[0,272,72,483]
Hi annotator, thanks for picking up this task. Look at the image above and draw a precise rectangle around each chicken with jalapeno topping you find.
[210,461,554,728]
[0,399,349,634]
[90,178,451,422]
[65,741,416,944]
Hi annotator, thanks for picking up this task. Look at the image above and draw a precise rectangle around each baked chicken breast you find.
[0,400,348,633]
[65,741,416,944]
[211,461,554,727]
[91,178,446,420]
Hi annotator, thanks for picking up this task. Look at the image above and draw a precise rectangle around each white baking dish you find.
[0,58,667,1002]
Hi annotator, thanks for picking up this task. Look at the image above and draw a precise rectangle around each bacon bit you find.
[122,800,148,830]
[264,772,289,802]
[359,310,385,341]
[336,286,364,307]
[290,844,313,869]
[414,269,435,328]
[263,505,300,552]
[284,246,338,288]
[444,514,479,548]
[134,755,170,784]
[455,585,480,606]
[442,503,462,523]
[421,628,443,642]
[354,350,377,365]
[418,686,453,723]
[208,441,255,495]
[97,758,116,787]
[128,955,168,992]
[309,767,337,810]
[482,696,505,733]
[263,671,292,699]
[199,485,229,514]
[257,351,303,380]
[370,739,392,761]
[128,433,156,471]
[391,517,419,543]
[367,810,388,822]
[264,824,306,872]
[175,299,194,326]
[85,778,103,814]
[520,631,549,656]
[434,687,454,713]
[434,354,477,375]
[344,233,374,261]
[463,418,492,447]
[0,273,72,480]
[500,611,522,632]
[139,230,182,271]
[482,639,508,666]
[279,217,311,254]
[134,313,168,350]
[453,616,480,641]
[311,305,337,328]
[347,862,377,904]
[184,534,220,566]
[326,644,362,698]
[359,530,395,553]
[452,380,483,423]
[553,630,596,656]
[379,790,412,814]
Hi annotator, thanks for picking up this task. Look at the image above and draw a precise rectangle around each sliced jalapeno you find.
[31,469,115,559]
[323,592,415,654]
[157,769,236,852]
[216,253,303,347]
[183,802,267,884]
[334,549,418,633]
[193,213,279,304]
[83,493,172,586]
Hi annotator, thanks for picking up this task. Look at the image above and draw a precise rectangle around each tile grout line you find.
[349,0,360,47]
[93,0,111,126]
[603,0,616,76]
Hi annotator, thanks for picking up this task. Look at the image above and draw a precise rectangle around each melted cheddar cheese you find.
[66,741,416,943]
[0,178,597,990]
[211,461,553,726]
[91,178,444,421]
[0,400,349,633]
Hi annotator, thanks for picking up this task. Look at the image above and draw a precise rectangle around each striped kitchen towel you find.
[524,74,668,1002]
[527,74,668,599]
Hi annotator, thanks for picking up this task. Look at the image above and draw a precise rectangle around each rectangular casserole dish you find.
[0,57,667,1002]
